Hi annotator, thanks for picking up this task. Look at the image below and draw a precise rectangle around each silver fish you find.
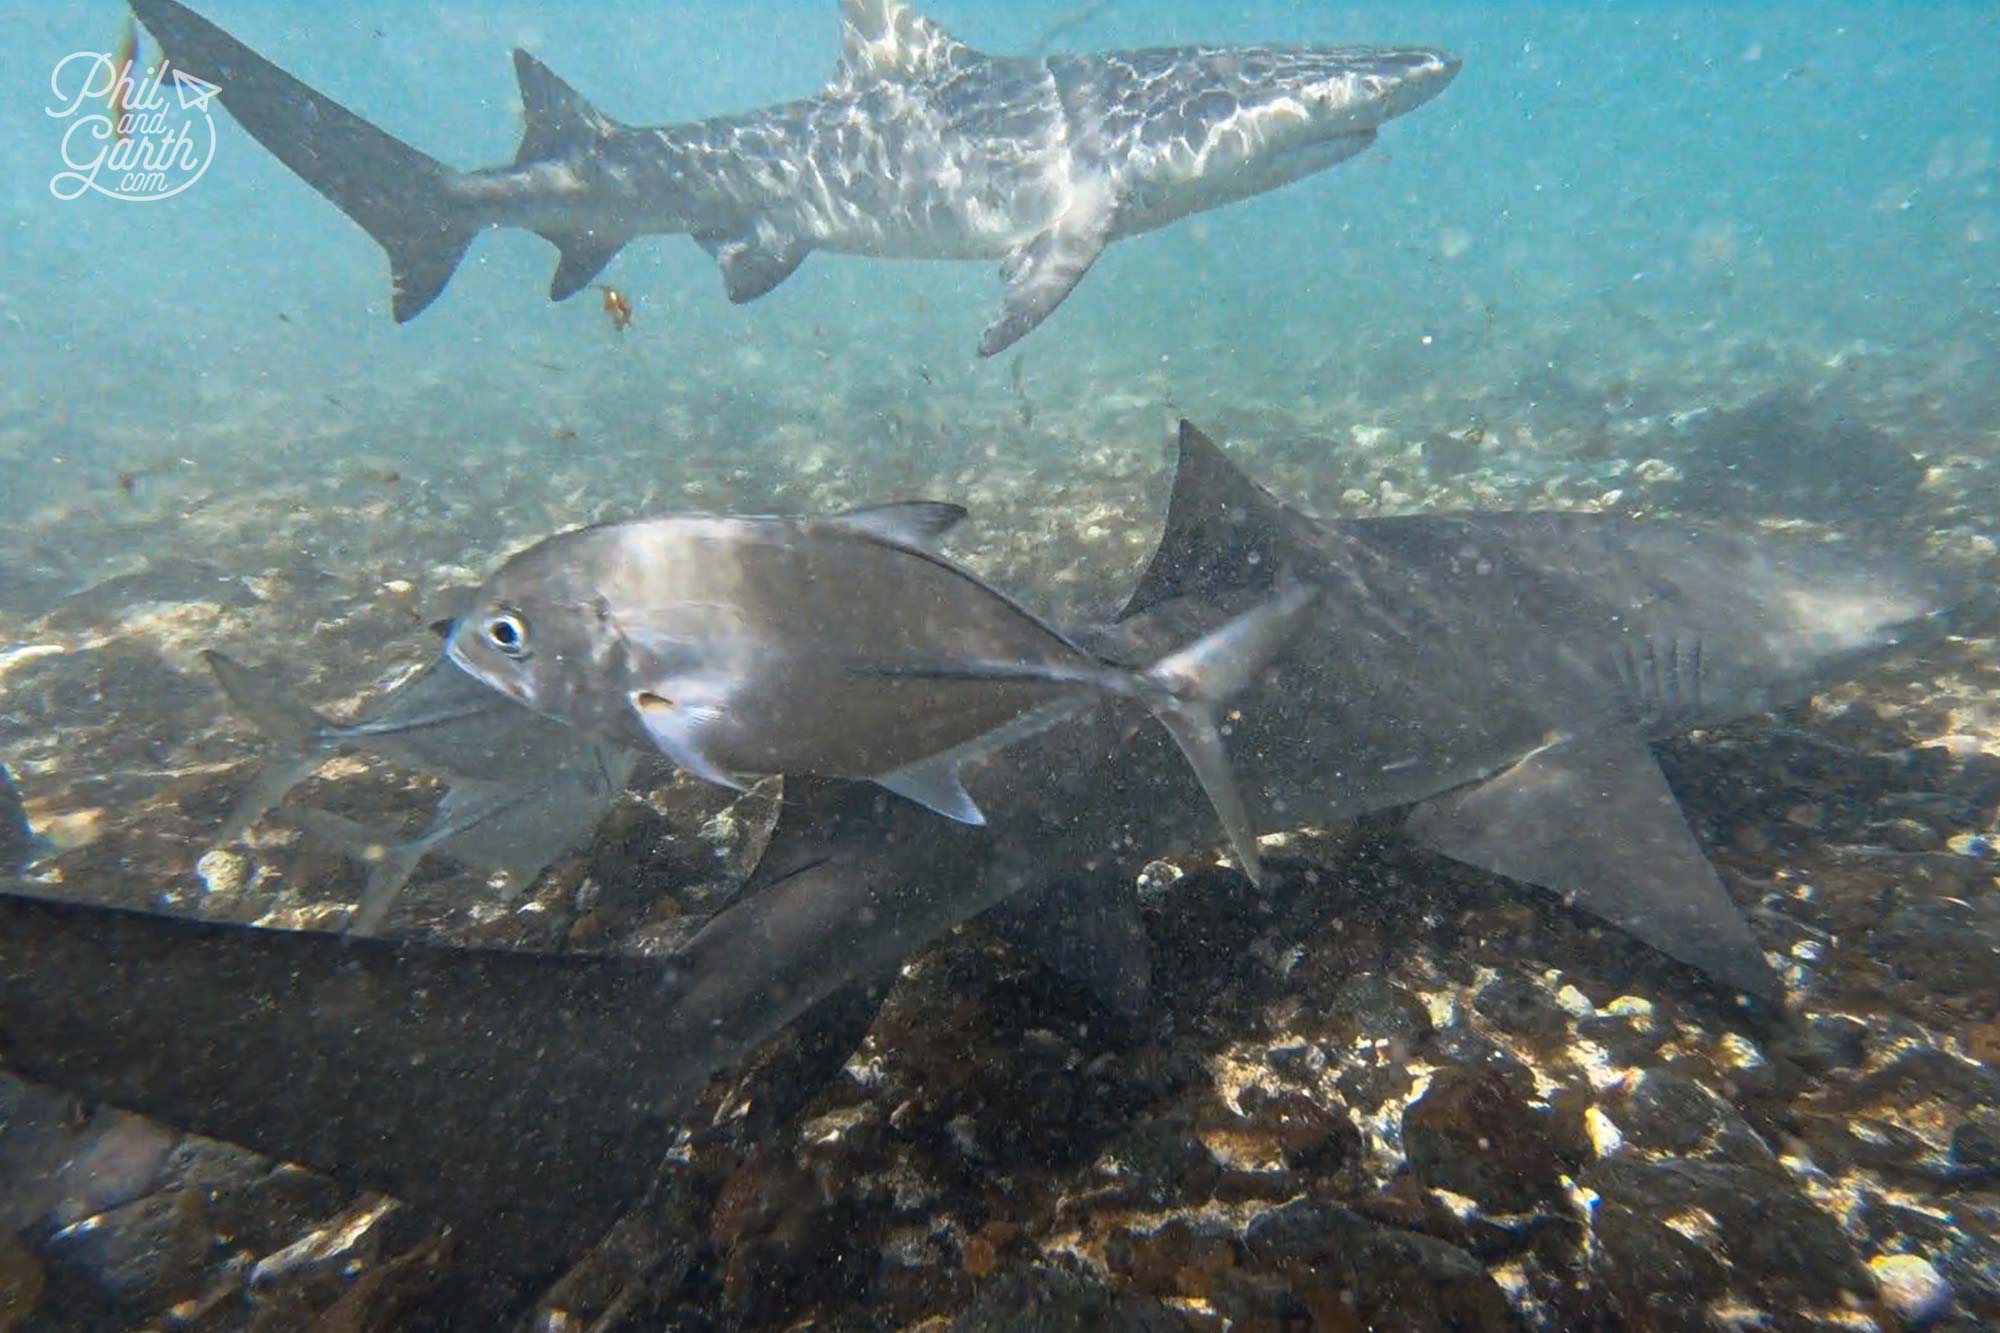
[202,648,584,844]
[285,745,637,936]
[445,501,1315,883]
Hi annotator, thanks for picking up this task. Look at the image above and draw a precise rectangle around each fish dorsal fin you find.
[512,49,618,165]
[834,0,984,88]
[1119,422,1311,620]
[831,501,969,548]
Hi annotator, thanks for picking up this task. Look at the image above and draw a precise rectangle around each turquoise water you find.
[4,2,1995,527]
[3,2,2000,1328]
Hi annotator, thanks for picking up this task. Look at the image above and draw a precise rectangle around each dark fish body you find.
[128,0,1456,352]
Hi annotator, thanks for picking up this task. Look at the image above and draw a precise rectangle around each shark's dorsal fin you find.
[834,0,985,88]
[1120,422,1311,620]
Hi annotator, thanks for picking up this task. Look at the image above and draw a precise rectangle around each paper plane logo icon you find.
[169,66,220,113]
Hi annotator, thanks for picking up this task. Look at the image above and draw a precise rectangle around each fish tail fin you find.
[511,50,633,300]
[282,809,428,937]
[130,0,480,320]
[202,651,329,754]
[203,650,342,842]
[1132,581,1321,885]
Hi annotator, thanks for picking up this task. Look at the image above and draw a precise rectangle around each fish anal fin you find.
[831,501,968,548]
[512,49,618,164]
[540,228,631,301]
[1402,730,1781,1003]
[697,231,811,304]
[871,696,1090,826]
[834,0,985,88]
[979,194,1116,357]
[876,752,985,825]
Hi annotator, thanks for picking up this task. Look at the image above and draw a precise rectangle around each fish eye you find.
[485,611,530,658]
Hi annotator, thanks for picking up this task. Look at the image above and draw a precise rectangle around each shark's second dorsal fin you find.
[512,49,617,165]
[834,0,984,88]
[1119,422,1310,620]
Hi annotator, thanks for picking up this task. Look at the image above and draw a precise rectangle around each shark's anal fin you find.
[980,195,1117,357]
[1402,730,1781,1003]
[696,230,812,304]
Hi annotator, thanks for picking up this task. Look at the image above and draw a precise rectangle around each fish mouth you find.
[444,639,527,705]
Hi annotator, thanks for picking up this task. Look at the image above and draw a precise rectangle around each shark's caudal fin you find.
[1402,730,1783,1004]
[130,0,478,320]
[1121,421,1317,618]
[512,50,634,300]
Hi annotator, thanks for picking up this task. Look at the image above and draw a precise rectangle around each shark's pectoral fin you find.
[1402,730,1781,1003]
[696,231,812,304]
[540,229,631,301]
[980,199,1117,357]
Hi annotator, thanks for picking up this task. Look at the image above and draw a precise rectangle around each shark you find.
[126,0,1458,354]
[0,422,1973,1298]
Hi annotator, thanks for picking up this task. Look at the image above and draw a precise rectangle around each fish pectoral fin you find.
[631,691,750,792]
[540,228,632,301]
[981,197,1117,357]
[830,501,969,548]
[1401,729,1781,1004]
[696,230,811,304]
[875,753,985,825]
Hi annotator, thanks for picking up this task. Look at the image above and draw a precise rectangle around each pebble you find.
[1870,1253,1952,1328]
